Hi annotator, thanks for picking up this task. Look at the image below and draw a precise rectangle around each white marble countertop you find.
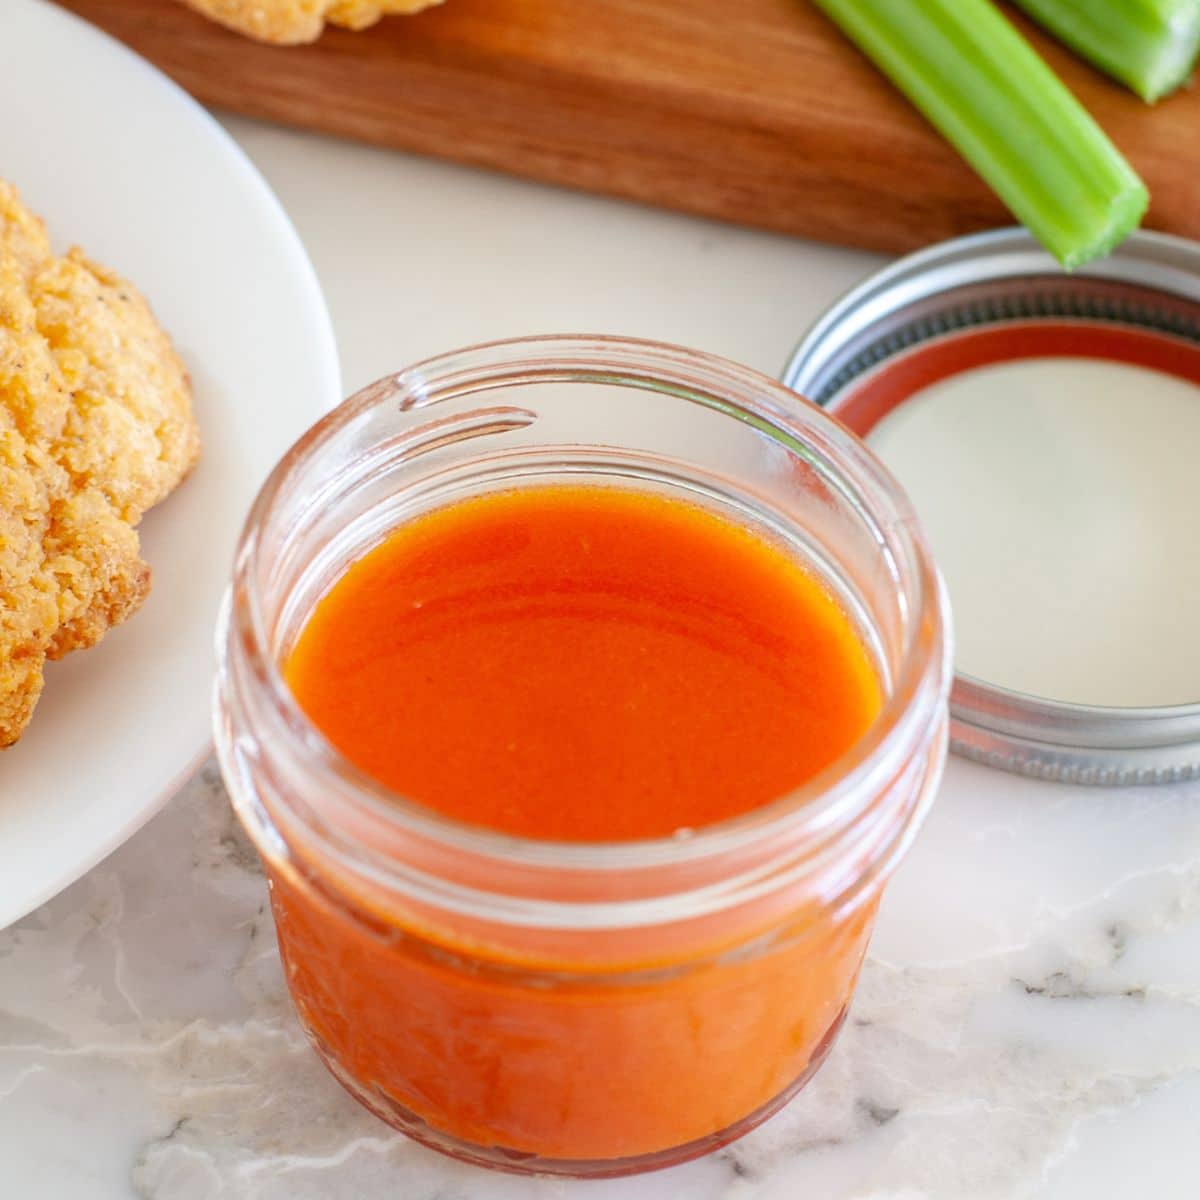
[3,116,1199,1199]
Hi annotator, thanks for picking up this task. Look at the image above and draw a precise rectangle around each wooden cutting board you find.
[59,0,1200,255]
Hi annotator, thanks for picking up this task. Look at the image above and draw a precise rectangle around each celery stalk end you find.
[1059,182,1150,270]
[1140,17,1200,103]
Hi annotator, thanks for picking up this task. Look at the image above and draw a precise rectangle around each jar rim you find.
[226,334,950,873]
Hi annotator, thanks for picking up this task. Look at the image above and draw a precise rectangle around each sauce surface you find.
[285,485,881,840]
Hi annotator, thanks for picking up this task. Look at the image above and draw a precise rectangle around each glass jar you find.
[214,336,951,1178]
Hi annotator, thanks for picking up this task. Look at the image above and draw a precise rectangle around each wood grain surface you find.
[59,0,1200,254]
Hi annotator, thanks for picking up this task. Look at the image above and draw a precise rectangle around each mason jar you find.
[214,335,951,1177]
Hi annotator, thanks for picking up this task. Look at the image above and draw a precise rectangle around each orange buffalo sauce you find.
[286,486,881,837]
[274,485,884,1164]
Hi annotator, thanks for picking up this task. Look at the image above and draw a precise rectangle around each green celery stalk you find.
[1012,0,1200,102]
[810,0,1149,269]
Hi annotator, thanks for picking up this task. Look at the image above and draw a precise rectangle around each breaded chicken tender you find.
[0,183,197,746]
[182,0,443,45]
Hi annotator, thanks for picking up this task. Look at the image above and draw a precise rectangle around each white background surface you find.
[2,108,1198,1198]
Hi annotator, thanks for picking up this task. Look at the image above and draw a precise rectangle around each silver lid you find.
[783,228,1200,786]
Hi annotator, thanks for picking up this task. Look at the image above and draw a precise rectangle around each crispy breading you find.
[43,488,151,659]
[181,0,442,45]
[0,181,50,274]
[34,250,198,521]
[0,184,198,746]
[0,200,66,445]
[0,414,58,743]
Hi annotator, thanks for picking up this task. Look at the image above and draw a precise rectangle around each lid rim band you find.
[783,228,1200,788]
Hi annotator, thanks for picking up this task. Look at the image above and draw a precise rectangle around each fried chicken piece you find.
[0,183,197,746]
[181,0,443,45]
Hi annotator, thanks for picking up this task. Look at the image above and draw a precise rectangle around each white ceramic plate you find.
[0,0,341,927]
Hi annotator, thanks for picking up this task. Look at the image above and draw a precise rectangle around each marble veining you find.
[2,759,1197,1198]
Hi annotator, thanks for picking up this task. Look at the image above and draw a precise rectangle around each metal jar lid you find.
[783,228,1200,786]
